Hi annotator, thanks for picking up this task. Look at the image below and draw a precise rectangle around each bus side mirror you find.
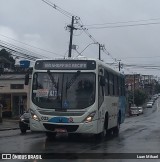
[100,76,105,86]
[25,73,29,85]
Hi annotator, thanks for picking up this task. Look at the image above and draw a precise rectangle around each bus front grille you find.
[43,123,79,132]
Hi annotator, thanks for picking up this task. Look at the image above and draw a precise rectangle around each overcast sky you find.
[1,0,160,77]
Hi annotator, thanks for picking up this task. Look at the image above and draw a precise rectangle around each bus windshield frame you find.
[32,71,96,110]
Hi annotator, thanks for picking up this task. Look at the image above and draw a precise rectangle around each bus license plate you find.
[55,128,67,133]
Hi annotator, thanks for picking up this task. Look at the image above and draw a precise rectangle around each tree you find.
[0,49,15,68]
[128,89,148,106]
[155,83,160,94]
[134,89,148,106]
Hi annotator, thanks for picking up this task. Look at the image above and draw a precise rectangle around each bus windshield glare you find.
[32,72,96,109]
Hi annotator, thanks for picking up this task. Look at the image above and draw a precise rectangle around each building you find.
[125,74,142,91]
[0,71,31,118]
[0,49,33,117]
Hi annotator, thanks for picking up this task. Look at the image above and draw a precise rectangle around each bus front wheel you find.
[94,115,108,140]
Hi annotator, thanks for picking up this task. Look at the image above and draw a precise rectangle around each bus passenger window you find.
[98,76,104,108]
[104,70,109,96]
[109,73,114,96]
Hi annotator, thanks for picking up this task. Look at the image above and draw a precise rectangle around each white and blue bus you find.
[26,58,126,139]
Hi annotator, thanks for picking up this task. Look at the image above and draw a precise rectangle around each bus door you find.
[97,68,105,133]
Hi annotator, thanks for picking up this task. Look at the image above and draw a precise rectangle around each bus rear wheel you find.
[113,123,120,137]
[113,115,120,137]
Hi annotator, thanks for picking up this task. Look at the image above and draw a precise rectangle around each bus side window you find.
[122,78,125,96]
[117,75,120,96]
[120,77,123,96]
[104,70,109,96]
[116,76,119,96]
[98,69,104,108]
[113,74,115,96]
[109,73,114,96]
[114,75,118,96]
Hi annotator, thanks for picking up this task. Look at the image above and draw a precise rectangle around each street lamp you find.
[79,42,98,55]
[73,42,104,60]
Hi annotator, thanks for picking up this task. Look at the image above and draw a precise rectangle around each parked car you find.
[138,107,143,114]
[150,99,155,103]
[19,112,30,133]
[129,106,139,116]
[146,101,153,108]
[153,94,158,100]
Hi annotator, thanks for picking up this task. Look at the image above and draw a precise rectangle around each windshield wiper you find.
[66,70,81,90]
[47,70,57,88]
[47,70,61,100]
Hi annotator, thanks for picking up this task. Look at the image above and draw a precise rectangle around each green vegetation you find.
[155,84,160,94]
[0,49,15,68]
[134,89,148,106]
[128,89,148,106]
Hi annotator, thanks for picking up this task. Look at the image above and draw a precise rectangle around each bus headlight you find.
[84,111,96,123]
[30,110,40,121]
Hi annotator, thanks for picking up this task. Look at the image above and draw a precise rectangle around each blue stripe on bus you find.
[48,117,69,123]
[119,96,126,123]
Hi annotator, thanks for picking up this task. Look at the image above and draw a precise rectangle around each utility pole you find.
[119,62,121,71]
[99,44,104,60]
[99,44,101,60]
[133,74,135,106]
[68,16,77,57]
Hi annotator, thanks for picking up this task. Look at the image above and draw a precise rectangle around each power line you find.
[0,39,48,59]
[109,60,160,74]
[77,19,117,62]
[77,19,99,44]
[0,40,51,61]
[84,17,160,27]
[0,34,63,57]
[41,0,81,58]
[41,0,142,68]
[78,20,116,61]
[41,0,75,18]
[41,0,116,61]
[118,55,160,59]
[87,21,160,29]
[0,44,39,61]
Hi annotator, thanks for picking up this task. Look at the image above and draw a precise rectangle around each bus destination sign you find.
[44,62,87,69]
[35,60,96,70]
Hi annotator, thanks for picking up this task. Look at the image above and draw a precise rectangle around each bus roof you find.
[34,57,124,76]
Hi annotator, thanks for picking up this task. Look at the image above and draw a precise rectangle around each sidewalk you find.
[0,118,19,131]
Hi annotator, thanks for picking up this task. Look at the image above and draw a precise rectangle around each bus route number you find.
[41,116,49,121]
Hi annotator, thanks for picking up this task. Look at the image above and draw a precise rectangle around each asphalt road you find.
[0,98,160,162]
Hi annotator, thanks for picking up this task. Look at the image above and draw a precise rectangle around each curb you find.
[0,127,19,131]
[2,119,19,122]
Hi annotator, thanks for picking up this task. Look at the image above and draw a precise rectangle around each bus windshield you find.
[32,72,96,109]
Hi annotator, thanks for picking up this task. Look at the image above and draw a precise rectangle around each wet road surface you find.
[1,98,160,162]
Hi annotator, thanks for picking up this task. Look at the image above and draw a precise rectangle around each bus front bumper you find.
[30,119,98,134]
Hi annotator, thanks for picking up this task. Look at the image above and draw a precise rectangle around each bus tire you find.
[113,123,120,137]
[94,113,108,140]
[46,132,57,140]
[113,113,121,137]
[104,113,108,137]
